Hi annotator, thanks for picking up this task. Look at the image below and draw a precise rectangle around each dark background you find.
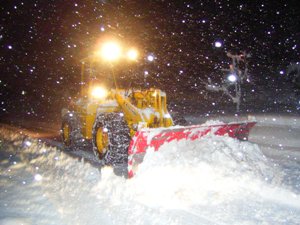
[0,0,299,124]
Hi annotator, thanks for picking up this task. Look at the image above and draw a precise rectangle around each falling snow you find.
[0,2,299,223]
[0,1,299,120]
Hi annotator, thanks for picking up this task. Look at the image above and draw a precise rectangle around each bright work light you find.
[91,86,108,99]
[126,48,138,61]
[100,42,122,61]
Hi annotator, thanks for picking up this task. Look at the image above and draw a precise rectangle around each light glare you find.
[127,49,138,61]
[100,42,121,61]
[91,86,107,99]
[227,74,237,82]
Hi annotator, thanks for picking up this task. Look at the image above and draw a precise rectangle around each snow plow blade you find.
[128,121,256,177]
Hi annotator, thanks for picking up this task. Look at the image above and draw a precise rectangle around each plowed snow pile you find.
[0,126,300,225]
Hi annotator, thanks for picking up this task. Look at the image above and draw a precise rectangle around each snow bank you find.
[1,125,300,225]
[93,131,300,224]
[0,127,103,225]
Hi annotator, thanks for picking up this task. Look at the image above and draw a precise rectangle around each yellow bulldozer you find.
[61,41,256,177]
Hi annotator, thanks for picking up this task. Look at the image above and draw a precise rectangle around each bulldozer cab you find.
[79,59,113,99]
[78,53,172,130]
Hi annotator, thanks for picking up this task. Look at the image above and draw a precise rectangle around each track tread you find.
[92,112,131,167]
[61,112,84,150]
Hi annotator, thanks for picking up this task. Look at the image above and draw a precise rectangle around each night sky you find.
[0,0,299,122]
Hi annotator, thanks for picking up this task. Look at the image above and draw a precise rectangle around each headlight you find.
[91,86,107,99]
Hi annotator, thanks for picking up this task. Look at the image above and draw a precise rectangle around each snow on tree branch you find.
[204,51,251,112]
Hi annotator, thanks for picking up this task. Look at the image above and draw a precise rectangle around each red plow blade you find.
[128,121,256,178]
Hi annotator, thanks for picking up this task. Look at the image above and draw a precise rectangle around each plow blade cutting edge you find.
[127,121,256,178]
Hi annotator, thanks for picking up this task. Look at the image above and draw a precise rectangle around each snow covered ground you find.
[0,114,300,225]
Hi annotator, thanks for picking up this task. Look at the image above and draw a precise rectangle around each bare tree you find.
[204,51,251,113]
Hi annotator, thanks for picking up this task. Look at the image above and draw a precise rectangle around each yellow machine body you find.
[61,48,255,173]
[60,52,175,164]
[71,88,173,140]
